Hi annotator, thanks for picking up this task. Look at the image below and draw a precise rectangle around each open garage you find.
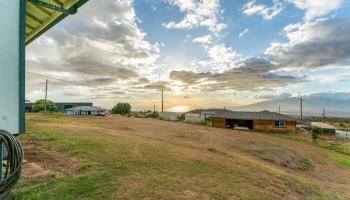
[212,110,296,133]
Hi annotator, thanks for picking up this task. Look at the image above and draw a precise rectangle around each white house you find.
[66,106,106,116]
[159,112,177,121]
[185,113,205,124]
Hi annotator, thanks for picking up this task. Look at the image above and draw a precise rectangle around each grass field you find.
[10,113,350,199]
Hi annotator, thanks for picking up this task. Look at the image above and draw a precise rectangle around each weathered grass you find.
[11,114,347,199]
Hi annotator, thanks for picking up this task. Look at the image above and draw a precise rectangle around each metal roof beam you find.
[26,12,44,24]
[29,0,77,15]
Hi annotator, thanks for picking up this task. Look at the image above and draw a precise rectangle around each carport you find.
[225,119,253,129]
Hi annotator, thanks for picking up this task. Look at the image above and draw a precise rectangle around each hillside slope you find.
[12,113,350,199]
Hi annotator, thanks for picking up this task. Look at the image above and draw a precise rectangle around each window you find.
[274,120,286,128]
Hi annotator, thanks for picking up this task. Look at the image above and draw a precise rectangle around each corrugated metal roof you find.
[66,106,106,111]
[187,109,228,114]
[212,110,296,121]
[311,122,336,130]
[26,0,89,44]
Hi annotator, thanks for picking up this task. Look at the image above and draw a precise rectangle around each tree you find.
[32,99,57,112]
[111,103,131,115]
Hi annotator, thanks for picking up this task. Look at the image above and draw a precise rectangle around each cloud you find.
[287,0,343,21]
[256,92,292,100]
[162,0,226,33]
[169,57,305,92]
[308,72,350,84]
[242,0,285,20]
[192,34,213,44]
[238,28,249,38]
[266,18,350,70]
[207,44,242,72]
[26,0,160,101]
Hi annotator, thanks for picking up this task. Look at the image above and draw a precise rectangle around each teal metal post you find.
[0,141,3,180]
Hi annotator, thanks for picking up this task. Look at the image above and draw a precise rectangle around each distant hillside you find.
[234,93,350,118]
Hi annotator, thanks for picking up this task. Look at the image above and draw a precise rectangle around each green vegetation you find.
[330,157,350,168]
[111,102,131,115]
[32,99,58,112]
[311,127,323,142]
[266,132,350,157]
[11,114,347,199]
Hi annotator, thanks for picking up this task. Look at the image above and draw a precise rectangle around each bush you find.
[111,103,131,115]
[311,128,323,142]
[32,99,58,112]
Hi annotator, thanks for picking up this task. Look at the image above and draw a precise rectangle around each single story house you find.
[212,110,296,133]
[56,102,93,112]
[184,113,205,124]
[311,122,336,135]
[66,106,106,116]
[25,102,93,112]
[159,112,177,121]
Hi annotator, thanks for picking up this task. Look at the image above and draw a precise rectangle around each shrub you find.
[111,103,131,115]
[311,128,323,142]
[32,99,58,112]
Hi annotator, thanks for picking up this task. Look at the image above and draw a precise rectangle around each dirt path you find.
[39,115,350,196]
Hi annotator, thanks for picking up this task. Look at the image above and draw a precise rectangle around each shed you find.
[311,122,336,135]
[159,112,177,121]
[212,110,296,133]
[184,113,205,124]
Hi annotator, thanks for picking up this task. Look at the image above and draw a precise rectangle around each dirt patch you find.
[23,141,83,180]
[207,148,227,155]
[241,141,313,171]
[21,162,55,182]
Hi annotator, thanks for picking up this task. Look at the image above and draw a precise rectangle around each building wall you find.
[66,110,104,116]
[185,113,205,124]
[253,120,296,133]
[212,117,226,128]
[212,117,296,133]
[159,112,177,121]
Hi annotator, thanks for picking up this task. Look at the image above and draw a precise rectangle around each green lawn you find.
[11,114,348,199]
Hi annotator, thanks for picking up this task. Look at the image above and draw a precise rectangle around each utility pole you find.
[322,108,326,122]
[44,79,48,112]
[300,97,303,121]
[153,104,155,113]
[279,105,280,114]
[161,90,164,113]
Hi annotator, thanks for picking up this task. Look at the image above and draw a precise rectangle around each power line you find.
[26,72,86,86]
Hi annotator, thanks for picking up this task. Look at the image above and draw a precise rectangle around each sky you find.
[26,0,350,112]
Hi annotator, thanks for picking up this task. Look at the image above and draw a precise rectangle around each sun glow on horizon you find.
[168,105,191,113]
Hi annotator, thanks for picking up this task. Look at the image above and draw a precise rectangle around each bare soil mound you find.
[241,141,313,170]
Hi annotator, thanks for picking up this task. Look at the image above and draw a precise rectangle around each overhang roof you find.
[212,110,296,121]
[26,0,89,45]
